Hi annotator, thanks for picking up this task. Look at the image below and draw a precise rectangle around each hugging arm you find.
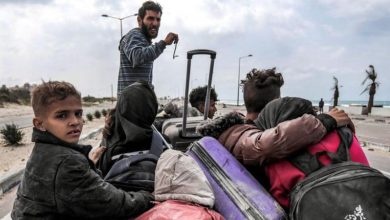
[235,109,351,165]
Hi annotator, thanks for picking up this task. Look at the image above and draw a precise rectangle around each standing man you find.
[117,1,179,96]
[319,98,324,113]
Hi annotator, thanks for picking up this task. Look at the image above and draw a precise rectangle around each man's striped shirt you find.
[117,28,166,96]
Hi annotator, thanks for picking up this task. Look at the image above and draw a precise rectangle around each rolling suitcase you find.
[187,136,287,220]
[161,116,204,151]
[162,49,217,151]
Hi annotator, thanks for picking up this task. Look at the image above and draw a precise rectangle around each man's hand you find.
[326,108,355,133]
[89,146,107,165]
[164,32,179,45]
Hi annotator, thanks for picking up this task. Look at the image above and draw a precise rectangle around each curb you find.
[360,140,390,152]
[0,127,103,197]
[0,169,24,196]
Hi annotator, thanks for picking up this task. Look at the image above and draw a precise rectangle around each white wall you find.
[328,106,390,116]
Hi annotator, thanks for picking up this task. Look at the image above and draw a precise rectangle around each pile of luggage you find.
[103,49,389,220]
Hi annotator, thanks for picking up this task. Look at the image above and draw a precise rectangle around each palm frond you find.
[369,65,376,76]
[360,85,370,95]
[361,75,369,85]
[332,76,339,87]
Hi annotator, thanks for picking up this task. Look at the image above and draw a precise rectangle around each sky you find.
[1,0,389,103]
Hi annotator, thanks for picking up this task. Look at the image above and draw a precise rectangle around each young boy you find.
[12,81,153,219]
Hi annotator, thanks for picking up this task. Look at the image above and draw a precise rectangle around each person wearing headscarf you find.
[97,81,158,176]
[254,97,368,209]
[197,68,353,170]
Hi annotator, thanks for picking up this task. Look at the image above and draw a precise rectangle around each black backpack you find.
[104,131,168,192]
[289,127,390,220]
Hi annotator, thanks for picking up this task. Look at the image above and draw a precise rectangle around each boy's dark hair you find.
[243,67,284,113]
[189,86,218,109]
[138,1,163,19]
[32,81,81,116]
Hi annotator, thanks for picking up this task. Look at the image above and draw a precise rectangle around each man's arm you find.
[235,108,354,166]
[122,31,166,67]
[236,114,327,166]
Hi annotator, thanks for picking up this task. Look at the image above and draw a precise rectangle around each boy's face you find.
[199,99,217,119]
[33,96,83,144]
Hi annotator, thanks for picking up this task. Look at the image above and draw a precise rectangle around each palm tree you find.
[331,76,341,108]
[361,65,379,114]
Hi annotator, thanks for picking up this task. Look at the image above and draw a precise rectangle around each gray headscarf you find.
[254,97,316,130]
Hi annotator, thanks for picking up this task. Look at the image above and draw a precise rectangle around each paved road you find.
[354,120,390,147]
[363,148,390,175]
[0,114,33,129]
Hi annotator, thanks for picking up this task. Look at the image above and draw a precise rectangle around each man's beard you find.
[141,22,158,40]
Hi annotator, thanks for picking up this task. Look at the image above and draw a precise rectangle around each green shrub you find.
[101,109,107,117]
[0,84,31,104]
[94,110,101,119]
[86,113,93,121]
[83,95,98,103]
[1,123,24,145]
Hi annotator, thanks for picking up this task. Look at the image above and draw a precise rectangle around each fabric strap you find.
[111,131,167,161]
[288,127,353,176]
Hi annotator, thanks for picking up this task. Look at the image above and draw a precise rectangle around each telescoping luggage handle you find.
[182,49,217,137]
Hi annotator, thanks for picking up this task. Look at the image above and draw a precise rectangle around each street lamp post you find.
[101,13,138,38]
[237,54,253,106]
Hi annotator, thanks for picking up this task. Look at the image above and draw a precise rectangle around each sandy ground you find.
[0,103,106,178]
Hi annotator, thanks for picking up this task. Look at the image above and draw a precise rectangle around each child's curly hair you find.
[242,67,284,113]
[189,86,218,110]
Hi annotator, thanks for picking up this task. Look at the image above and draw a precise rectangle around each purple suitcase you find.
[187,136,287,220]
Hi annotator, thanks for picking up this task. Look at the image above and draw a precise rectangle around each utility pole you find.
[111,84,114,105]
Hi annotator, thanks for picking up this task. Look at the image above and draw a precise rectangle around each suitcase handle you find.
[182,49,217,137]
[187,49,217,59]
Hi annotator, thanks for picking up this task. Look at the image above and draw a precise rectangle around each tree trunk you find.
[333,88,339,107]
[367,84,376,113]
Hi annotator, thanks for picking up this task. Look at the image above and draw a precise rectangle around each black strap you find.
[149,131,167,156]
[288,127,353,175]
[104,153,158,180]
[111,131,168,160]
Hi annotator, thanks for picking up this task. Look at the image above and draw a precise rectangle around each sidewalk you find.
[350,114,390,152]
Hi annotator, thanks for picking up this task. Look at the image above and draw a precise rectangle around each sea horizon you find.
[219,99,390,108]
